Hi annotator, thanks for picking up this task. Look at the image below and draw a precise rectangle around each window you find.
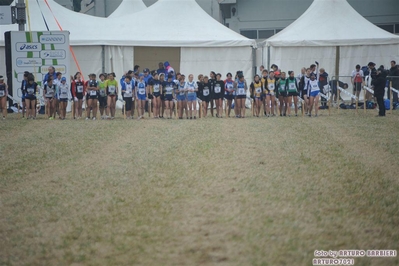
[258,30,274,39]
[240,30,257,39]
[377,24,394,33]
[395,24,399,33]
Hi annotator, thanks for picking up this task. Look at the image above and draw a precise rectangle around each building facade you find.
[54,0,399,38]
[220,0,399,39]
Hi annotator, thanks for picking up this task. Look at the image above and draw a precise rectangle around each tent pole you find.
[101,45,105,74]
[335,46,340,81]
[252,47,256,76]
[267,46,271,72]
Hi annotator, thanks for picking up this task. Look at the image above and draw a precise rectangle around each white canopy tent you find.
[260,0,399,79]
[108,0,147,18]
[2,0,255,79]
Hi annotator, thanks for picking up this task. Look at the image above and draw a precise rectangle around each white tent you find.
[260,0,399,79]
[108,0,147,18]
[1,0,256,105]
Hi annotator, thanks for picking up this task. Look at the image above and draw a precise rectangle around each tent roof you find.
[0,0,108,45]
[262,0,399,47]
[108,0,147,18]
[104,0,255,47]
[1,0,255,48]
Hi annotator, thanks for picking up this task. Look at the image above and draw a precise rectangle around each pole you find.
[390,81,393,115]
[337,80,340,114]
[363,86,366,113]
[16,0,26,31]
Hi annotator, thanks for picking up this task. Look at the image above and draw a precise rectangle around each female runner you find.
[71,72,85,119]
[106,73,118,119]
[150,73,162,118]
[250,74,263,117]
[185,74,198,119]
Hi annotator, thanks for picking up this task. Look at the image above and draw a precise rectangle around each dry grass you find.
[0,108,398,266]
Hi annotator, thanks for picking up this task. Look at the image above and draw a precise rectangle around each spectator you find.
[43,66,57,85]
[164,61,175,78]
[157,62,166,75]
[388,60,399,103]
[372,67,387,116]
[134,65,140,74]
[319,68,329,106]
[259,65,264,75]
[351,64,364,104]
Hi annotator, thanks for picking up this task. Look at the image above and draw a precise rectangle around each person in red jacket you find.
[71,72,85,119]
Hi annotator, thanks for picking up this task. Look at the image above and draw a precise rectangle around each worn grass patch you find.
[0,109,398,266]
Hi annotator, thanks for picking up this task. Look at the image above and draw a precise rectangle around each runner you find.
[71,72,85,119]
[0,76,8,119]
[261,69,268,116]
[57,76,71,120]
[25,73,39,119]
[177,75,187,119]
[98,73,108,119]
[286,71,299,116]
[159,73,166,118]
[306,62,320,117]
[224,73,235,117]
[136,74,147,120]
[149,73,162,119]
[106,72,118,119]
[200,76,211,118]
[85,74,99,120]
[162,74,175,119]
[277,72,288,116]
[209,71,216,117]
[43,76,57,119]
[213,73,225,118]
[235,73,248,118]
[20,71,29,118]
[265,71,277,116]
[122,75,135,119]
[300,68,311,114]
[250,74,263,117]
[185,74,198,119]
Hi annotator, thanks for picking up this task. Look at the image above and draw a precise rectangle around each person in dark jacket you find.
[371,67,387,116]
[388,60,399,103]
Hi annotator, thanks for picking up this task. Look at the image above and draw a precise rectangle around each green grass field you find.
[0,109,398,266]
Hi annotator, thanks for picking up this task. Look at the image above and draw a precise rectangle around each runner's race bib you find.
[289,84,296,90]
[90,90,97,96]
[99,90,105,97]
[108,86,116,94]
[27,88,34,95]
[203,89,209,96]
[256,88,262,94]
[153,84,160,93]
[215,86,221,93]
[0,90,4,97]
[166,87,173,94]
[77,85,83,93]
[60,88,68,98]
[139,88,145,95]
[238,88,245,95]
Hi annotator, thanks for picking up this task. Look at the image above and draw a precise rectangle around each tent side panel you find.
[339,45,399,76]
[105,46,135,78]
[180,47,253,82]
[269,46,336,77]
[70,46,103,77]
